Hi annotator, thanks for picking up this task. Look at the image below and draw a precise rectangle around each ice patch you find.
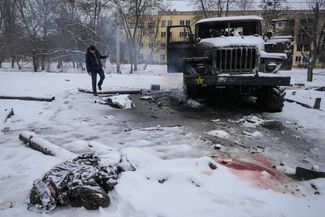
[243,131,263,137]
[206,130,230,139]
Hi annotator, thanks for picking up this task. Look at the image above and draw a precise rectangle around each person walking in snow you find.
[85,45,108,96]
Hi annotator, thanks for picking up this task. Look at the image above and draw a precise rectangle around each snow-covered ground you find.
[273,69,325,142]
[0,66,324,217]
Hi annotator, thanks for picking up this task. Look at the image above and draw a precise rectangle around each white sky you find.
[168,0,310,11]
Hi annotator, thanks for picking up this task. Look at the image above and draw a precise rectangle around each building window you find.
[148,22,155,34]
[128,21,135,29]
[303,44,310,51]
[295,56,301,63]
[296,44,302,52]
[160,54,166,61]
[161,32,167,37]
[179,31,189,38]
[161,20,166,27]
[148,28,155,34]
[167,20,173,26]
[180,20,190,26]
[148,22,155,29]
[160,43,166,49]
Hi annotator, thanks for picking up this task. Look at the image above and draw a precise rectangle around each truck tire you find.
[184,85,199,99]
[257,87,285,112]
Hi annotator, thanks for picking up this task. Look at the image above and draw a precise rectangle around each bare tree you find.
[141,13,164,68]
[0,0,20,68]
[299,0,325,81]
[193,0,235,19]
[235,0,253,14]
[113,0,163,73]
[260,0,290,25]
[15,0,59,71]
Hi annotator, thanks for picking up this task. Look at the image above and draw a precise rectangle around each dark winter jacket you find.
[85,48,107,73]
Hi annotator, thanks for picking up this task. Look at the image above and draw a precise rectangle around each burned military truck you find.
[167,16,291,112]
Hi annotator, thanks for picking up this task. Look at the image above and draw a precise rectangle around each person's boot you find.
[97,83,102,91]
[93,92,98,96]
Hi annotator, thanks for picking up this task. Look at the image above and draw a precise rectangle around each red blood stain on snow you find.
[213,155,297,194]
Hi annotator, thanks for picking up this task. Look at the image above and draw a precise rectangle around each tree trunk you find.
[41,55,45,71]
[134,43,138,71]
[17,61,21,70]
[32,52,38,72]
[11,57,15,68]
[198,0,208,18]
[307,2,320,82]
[307,61,314,81]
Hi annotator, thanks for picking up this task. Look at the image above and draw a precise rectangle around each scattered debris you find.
[261,120,285,131]
[1,108,14,132]
[105,94,135,109]
[151,84,160,91]
[295,167,325,181]
[105,115,114,120]
[292,83,305,87]
[210,119,220,123]
[211,144,223,150]
[313,98,321,109]
[206,130,230,139]
[187,99,203,109]
[314,87,325,91]
[140,95,154,101]
[312,165,320,171]
[310,183,320,195]
[0,201,14,210]
[0,95,55,102]
[243,131,263,137]
[285,98,314,109]
[249,146,265,154]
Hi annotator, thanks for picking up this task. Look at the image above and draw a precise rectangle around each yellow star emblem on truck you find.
[195,76,204,85]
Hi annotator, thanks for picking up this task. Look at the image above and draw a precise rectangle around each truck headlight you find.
[195,63,207,74]
[265,62,281,73]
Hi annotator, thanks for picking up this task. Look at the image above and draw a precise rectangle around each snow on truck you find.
[167,16,292,112]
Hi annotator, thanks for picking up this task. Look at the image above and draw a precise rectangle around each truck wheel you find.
[184,85,199,99]
[257,87,286,112]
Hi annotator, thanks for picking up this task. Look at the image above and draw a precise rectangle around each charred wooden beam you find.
[295,167,325,181]
[285,99,312,108]
[0,96,55,102]
[78,88,142,95]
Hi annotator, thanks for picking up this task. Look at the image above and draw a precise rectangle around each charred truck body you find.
[167,16,292,112]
